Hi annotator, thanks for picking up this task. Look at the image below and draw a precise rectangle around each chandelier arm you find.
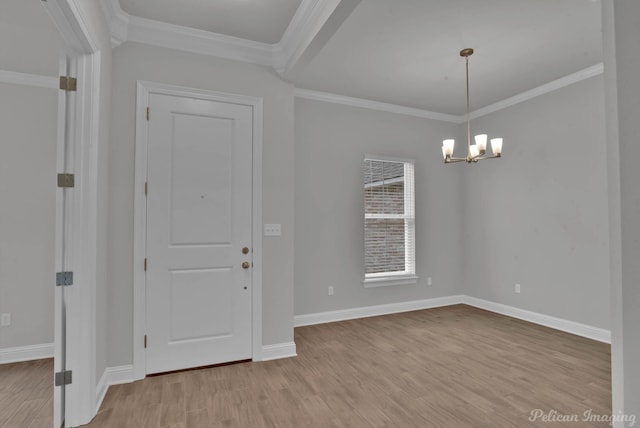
[444,156,467,163]
[473,154,502,162]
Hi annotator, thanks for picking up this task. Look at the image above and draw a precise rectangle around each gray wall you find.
[294,75,611,334]
[0,0,62,76]
[294,98,464,315]
[463,76,610,329]
[0,83,57,350]
[0,0,63,352]
[108,42,295,367]
[603,0,640,419]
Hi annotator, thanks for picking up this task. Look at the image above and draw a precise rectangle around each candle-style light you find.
[441,48,503,164]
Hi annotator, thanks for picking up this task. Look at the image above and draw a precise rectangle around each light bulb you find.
[442,139,454,156]
[474,134,487,152]
[491,138,503,155]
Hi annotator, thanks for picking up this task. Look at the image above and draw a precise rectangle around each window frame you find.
[362,155,418,288]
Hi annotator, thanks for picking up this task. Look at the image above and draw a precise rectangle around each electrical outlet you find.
[264,224,281,236]
[427,277,433,286]
[328,286,334,296]
[515,283,521,293]
[0,313,10,326]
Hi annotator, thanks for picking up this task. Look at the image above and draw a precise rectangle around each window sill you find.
[363,275,419,288]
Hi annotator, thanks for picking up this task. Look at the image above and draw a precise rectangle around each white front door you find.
[145,93,253,374]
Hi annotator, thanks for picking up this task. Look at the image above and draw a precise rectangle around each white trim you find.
[53,55,67,428]
[100,0,276,66]
[133,81,264,378]
[470,63,604,119]
[261,342,297,361]
[462,296,611,344]
[41,1,101,426]
[95,369,109,414]
[126,15,277,68]
[95,365,135,413]
[100,0,340,74]
[295,64,604,122]
[294,295,611,344]
[101,1,603,121]
[294,296,464,327]
[100,0,603,120]
[294,88,461,123]
[106,364,135,385]
[363,275,419,288]
[0,70,57,89]
[99,0,129,47]
[277,0,341,74]
[0,343,54,364]
[41,0,97,54]
[63,51,101,428]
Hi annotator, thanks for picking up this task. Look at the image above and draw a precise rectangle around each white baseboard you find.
[462,296,611,344]
[0,343,54,364]
[294,294,610,344]
[95,365,134,413]
[294,295,465,327]
[261,342,297,361]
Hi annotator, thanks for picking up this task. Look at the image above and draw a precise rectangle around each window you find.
[363,156,416,287]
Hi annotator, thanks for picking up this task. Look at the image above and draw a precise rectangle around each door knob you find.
[242,261,250,269]
[242,247,250,254]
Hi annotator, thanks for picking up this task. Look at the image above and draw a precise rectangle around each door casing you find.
[133,81,264,380]
[43,0,102,426]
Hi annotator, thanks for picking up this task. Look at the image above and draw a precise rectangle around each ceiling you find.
[112,0,603,116]
[119,0,302,44]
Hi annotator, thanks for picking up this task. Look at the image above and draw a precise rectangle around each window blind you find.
[363,158,415,277]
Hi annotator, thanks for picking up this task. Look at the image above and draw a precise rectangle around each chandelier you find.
[442,48,503,163]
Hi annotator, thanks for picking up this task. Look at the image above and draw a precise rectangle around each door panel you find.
[146,93,253,374]
[53,54,73,428]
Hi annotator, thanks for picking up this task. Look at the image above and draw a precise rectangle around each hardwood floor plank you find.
[0,359,52,428]
[78,305,612,427]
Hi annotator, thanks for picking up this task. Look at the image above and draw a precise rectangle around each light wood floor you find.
[85,305,611,427]
[0,358,53,428]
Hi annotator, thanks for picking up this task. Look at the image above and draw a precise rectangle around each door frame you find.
[42,0,101,426]
[132,81,264,380]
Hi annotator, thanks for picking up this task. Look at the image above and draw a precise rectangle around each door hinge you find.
[144,181,148,196]
[59,76,77,92]
[144,335,147,348]
[144,258,147,271]
[56,271,73,286]
[146,106,150,121]
[57,173,75,188]
[54,370,72,386]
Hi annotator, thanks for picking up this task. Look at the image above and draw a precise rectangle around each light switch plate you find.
[1,313,10,327]
[264,224,281,236]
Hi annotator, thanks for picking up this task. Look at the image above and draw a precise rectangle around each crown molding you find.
[100,0,128,47]
[294,88,461,123]
[99,0,341,72]
[470,63,604,120]
[295,63,604,122]
[125,14,277,67]
[99,1,603,122]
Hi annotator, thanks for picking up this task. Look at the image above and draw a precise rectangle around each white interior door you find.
[145,93,253,374]
[53,54,74,428]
